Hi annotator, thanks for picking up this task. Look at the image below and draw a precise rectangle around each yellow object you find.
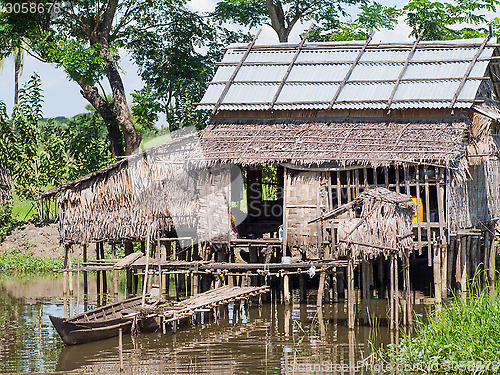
[411,196,423,223]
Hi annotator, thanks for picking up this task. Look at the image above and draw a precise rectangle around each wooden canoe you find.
[50,296,158,345]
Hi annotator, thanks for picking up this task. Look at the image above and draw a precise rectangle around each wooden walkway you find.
[157,285,269,333]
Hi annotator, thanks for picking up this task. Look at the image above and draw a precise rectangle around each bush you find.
[0,204,16,241]
[0,243,63,273]
[382,280,500,373]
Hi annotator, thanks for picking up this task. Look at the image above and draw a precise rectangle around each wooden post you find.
[446,239,455,296]
[460,236,468,296]
[432,232,442,308]
[394,255,399,328]
[332,267,338,302]
[377,256,385,299]
[362,262,370,324]
[142,233,151,307]
[471,236,480,281]
[63,244,69,296]
[100,243,107,295]
[113,269,119,297]
[284,273,291,305]
[347,257,355,329]
[389,254,395,330]
[82,244,88,295]
[317,271,326,308]
[416,166,423,255]
[124,242,134,295]
[95,244,101,296]
[488,226,497,285]
[193,263,199,296]
[424,166,432,266]
[119,328,124,372]
[68,245,73,295]
[299,273,306,302]
[403,253,411,325]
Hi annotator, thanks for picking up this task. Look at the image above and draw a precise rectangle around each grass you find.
[379,279,500,374]
[0,242,63,273]
[10,194,36,221]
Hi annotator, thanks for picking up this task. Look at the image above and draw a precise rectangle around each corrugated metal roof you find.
[199,39,499,111]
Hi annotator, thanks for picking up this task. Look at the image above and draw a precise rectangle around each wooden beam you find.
[328,32,374,109]
[449,33,491,109]
[211,29,262,115]
[269,25,313,110]
[386,31,424,111]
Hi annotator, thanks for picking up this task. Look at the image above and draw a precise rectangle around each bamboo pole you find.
[83,244,88,295]
[284,273,291,305]
[424,166,432,267]
[460,236,468,296]
[394,255,399,329]
[488,225,497,285]
[348,257,355,329]
[416,166,422,255]
[432,232,442,309]
[362,262,370,324]
[317,271,326,308]
[389,254,395,330]
[142,232,151,307]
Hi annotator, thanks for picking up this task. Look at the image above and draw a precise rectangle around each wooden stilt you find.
[284,273,291,305]
[63,244,69,296]
[460,236,468,296]
[389,254,395,330]
[332,267,338,302]
[82,244,88,295]
[317,271,326,308]
[68,245,73,295]
[142,234,151,307]
[471,236,480,281]
[100,243,107,295]
[299,273,306,302]
[95,244,101,296]
[432,232,442,308]
[124,242,134,295]
[394,255,399,328]
[404,253,411,325]
[113,269,118,297]
[488,225,497,285]
[446,239,455,296]
[377,256,385,299]
[362,262,370,324]
[347,257,355,329]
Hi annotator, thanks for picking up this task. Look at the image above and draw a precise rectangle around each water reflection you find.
[0,275,431,374]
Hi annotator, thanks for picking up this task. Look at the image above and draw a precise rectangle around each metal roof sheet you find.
[199,40,498,111]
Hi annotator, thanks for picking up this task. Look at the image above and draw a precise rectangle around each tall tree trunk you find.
[266,0,290,42]
[14,52,20,106]
[79,84,125,157]
[100,47,141,155]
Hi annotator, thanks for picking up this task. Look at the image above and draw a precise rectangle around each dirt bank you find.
[0,222,64,258]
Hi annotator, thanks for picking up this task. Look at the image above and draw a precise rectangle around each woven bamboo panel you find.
[449,159,500,231]
[285,170,324,258]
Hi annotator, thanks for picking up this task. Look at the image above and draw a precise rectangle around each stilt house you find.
[195,36,500,295]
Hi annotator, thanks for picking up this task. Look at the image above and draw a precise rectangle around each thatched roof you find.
[199,119,469,168]
[333,187,414,260]
[43,133,234,245]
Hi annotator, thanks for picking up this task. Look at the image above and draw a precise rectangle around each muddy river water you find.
[0,274,432,374]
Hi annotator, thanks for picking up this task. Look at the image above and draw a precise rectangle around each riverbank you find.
[0,222,65,272]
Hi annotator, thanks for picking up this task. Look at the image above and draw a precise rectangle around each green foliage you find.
[309,1,401,41]
[0,243,63,273]
[0,75,114,217]
[404,0,499,40]
[128,7,248,131]
[0,204,15,241]
[381,280,500,372]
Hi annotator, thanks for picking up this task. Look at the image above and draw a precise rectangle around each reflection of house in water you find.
[42,36,500,328]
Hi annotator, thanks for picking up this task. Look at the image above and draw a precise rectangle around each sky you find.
[0,0,491,120]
